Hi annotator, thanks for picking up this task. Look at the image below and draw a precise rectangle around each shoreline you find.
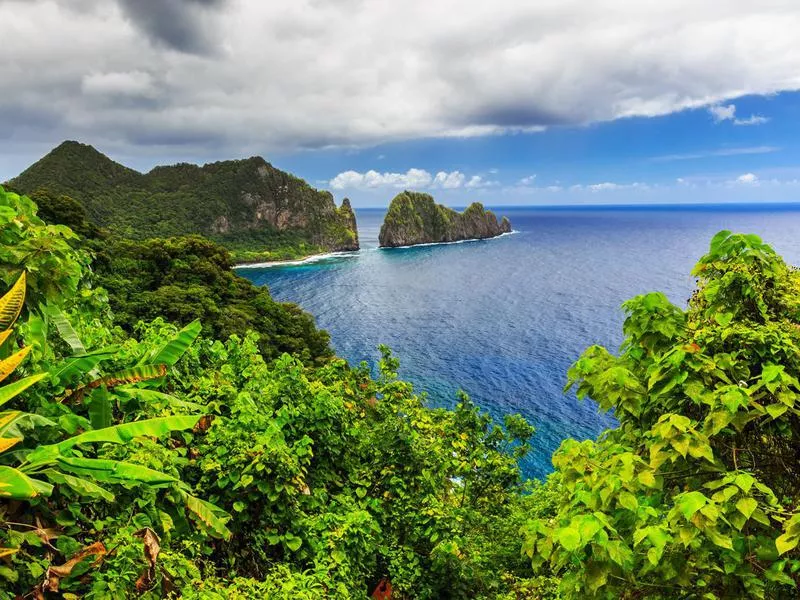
[233,231,518,269]
[233,249,360,269]
[379,229,518,250]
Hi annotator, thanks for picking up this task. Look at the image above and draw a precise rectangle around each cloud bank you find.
[1,0,799,160]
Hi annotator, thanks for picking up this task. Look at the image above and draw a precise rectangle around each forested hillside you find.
[7,142,358,263]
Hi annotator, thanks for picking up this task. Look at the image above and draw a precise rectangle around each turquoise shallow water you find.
[239,205,800,479]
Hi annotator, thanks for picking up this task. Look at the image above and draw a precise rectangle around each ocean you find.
[238,205,800,479]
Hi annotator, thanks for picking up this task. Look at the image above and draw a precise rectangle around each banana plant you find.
[0,275,231,539]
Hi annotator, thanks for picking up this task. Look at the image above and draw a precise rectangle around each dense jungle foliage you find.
[0,185,550,598]
[19,188,332,365]
[1,181,799,598]
[8,141,358,262]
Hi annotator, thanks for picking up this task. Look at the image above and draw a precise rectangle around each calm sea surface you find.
[239,205,800,478]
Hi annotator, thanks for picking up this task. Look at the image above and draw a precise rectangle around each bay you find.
[240,204,800,478]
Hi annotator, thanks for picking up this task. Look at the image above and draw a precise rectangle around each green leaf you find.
[637,470,657,488]
[144,320,202,367]
[55,456,180,486]
[184,494,231,540]
[87,386,113,430]
[46,306,85,354]
[775,533,799,556]
[735,497,758,520]
[766,403,788,419]
[714,312,734,327]
[28,415,200,464]
[557,527,582,551]
[705,528,733,550]
[40,469,114,501]
[285,535,302,552]
[49,347,119,387]
[0,466,51,498]
[676,491,708,520]
[0,373,47,409]
[734,473,755,492]
[618,491,638,511]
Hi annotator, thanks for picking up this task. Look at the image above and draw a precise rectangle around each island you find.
[7,141,358,263]
[378,191,511,248]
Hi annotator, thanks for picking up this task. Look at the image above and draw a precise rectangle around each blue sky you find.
[273,92,800,207]
[2,1,800,208]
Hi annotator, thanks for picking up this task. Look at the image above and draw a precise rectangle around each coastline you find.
[233,249,360,269]
[234,231,518,268]
[379,229,518,250]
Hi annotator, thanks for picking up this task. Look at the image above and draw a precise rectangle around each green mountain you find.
[7,141,358,262]
[378,191,511,248]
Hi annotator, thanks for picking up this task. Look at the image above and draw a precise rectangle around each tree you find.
[525,231,800,598]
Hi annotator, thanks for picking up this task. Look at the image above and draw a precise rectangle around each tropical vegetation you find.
[0,178,798,598]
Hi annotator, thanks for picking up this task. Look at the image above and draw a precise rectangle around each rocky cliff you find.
[8,141,358,261]
[378,191,511,248]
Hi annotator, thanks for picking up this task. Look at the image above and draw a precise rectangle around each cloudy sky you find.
[2,0,800,206]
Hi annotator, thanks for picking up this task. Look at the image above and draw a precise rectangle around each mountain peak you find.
[8,140,142,198]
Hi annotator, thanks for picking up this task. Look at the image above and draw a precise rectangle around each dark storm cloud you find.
[463,105,569,128]
[116,0,228,54]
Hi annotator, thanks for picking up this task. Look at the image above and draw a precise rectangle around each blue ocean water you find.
[239,205,800,479]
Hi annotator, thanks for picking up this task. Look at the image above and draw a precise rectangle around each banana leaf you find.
[140,319,201,367]
[0,465,51,499]
[26,415,200,463]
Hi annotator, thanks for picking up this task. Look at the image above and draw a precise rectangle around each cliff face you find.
[378,191,511,248]
[8,141,359,259]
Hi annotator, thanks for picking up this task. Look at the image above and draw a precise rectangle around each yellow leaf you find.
[0,346,31,385]
[0,437,21,453]
[0,411,20,432]
[0,547,19,558]
[0,330,12,349]
[0,273,25,331]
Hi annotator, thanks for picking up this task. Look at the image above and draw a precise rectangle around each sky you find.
[2,0,800,207]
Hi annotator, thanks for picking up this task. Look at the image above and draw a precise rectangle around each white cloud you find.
[0,0,798,161]
[733,114,770,126]
[736,172,758,184]
[650,145,779,161]
[708,103,769,126]
[433,171,465,189]
[518,175,537,186]
[585,182,649,192]
[330,168,472,190]
[82,71,156,96]
[466,175,483,188]
[709,104,737,122]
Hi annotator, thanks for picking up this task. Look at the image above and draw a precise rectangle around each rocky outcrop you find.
[8,141,359,255]
[378,191,511,248]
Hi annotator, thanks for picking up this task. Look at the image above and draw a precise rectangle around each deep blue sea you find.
[239,205,800,479]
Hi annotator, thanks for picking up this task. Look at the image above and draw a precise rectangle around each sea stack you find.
[378,191,511,248]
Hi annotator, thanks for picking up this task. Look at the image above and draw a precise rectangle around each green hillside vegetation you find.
[8,141,358,263]
[20,187,332,365]
[379,191,511,248]
[0,181,799,598]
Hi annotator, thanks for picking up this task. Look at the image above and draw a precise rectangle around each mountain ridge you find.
[7,141,358,262]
